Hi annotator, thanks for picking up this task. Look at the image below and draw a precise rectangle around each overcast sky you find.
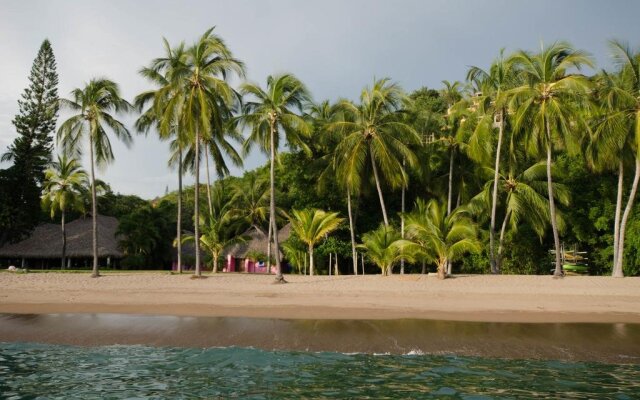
[1,0,638,199]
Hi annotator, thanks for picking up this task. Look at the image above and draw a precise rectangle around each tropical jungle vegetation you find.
[2,32,640,279]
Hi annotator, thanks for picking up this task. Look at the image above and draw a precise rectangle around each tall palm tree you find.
[240,74,311,283]
[57,78,132,277]
[359,225,415,276]
[146,28,244,277]
[289,209,343,276]
[41,154,88,269]
[135,39,189,273]
[330,78,420,227]
[509,42,594,276]
[440,80,464,216]
[589,41,640,277]
[405,199,481,279]
[314,100,361,275]
[466,50,518,273]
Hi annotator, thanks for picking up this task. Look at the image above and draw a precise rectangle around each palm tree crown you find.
[289,208,344,276]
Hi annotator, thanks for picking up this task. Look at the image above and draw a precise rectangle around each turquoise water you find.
[1,343,638,399]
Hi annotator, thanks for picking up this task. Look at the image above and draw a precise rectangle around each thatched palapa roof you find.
[223,223,291,258]
[0,215,124,259]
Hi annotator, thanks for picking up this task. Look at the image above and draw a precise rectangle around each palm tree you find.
[192,184,242,273]
[146,28,244,277]
[589,41,640,277]
[405,199,481,279]
[314,100,361,275]
[509,42,594,276]
[135,39,189,273]
[230,173,270,232]
[57,78,133,277]
[359,225,415,276]
[466,50,518,273]
[469,159,570,271]
[41,154,88,269]
[240,74,311,283]
[330,78,420,227]
[289,209,343,276]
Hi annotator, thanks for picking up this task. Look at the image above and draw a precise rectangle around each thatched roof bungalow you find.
[0,215,123,269]
[222,223,291,273]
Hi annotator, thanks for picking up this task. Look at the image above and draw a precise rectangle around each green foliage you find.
[0,40,59,245]
[117,202,174,269]
[359,225,415,276]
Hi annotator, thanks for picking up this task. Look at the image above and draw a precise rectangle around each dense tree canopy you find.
[2,33,640,277]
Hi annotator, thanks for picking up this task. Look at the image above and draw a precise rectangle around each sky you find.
[0,0,638,199]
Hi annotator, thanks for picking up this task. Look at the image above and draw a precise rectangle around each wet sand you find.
[1,313,639,363]
[1,272,639,323]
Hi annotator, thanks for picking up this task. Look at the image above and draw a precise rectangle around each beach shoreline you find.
[1,272,639,323]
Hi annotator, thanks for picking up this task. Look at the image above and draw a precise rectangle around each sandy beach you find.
[1,272,639,323]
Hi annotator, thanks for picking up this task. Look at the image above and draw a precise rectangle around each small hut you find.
[0,215,124,269]
[223,224,291,273]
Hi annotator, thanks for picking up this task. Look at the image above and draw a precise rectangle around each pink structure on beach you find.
[222,224,290,274]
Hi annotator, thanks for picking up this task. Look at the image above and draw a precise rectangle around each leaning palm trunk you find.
[269,121,284,282]
[266,217,272,274]
[61,210,66,270]
[613,161,624,272]
[445,149,455,276]
[89,132,99,277]
[545,122,562,276]
[497,209,512,271]
[194,131,201,277]
[204,145,213,217]
[369,146,389,226]
[489,111,504,274]
[177,146,183,273]
[347,190,357,275]
[614,157,640,277]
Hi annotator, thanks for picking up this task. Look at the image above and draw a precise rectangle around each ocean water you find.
[1,343,639,399]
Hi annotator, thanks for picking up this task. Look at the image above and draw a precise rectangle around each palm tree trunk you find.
[61,210,66,270]
[447,148,455,215]
[212,251,219,273]
[421,260,426,274]
[270,121,285,283]
[89,132,99,278]
[266,218,272,274]
[194,131,201,277]
[400,159,406,275]
[489,112,504,274]
[204,145,213,217]
[613,160,624,272]
[177,146,183,274]
[370,145,389,226]
[614,157,640,277]
[347,190,357,275]
[497,209,511,271]
[309,245,314,276]
[437,258,447,280]
[545,122,562,276]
